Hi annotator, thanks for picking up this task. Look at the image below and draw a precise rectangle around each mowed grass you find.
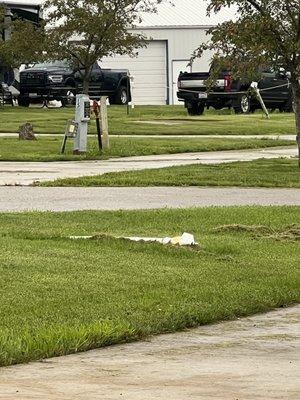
[43,158,300,188]
[0,207,299,367]
[0,105,296,136]
[0,136,291,162]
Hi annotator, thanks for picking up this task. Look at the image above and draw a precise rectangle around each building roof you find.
[2,0,235,29]
[1,1,42,24]
[1,0,42,6]
[139,0,235,28]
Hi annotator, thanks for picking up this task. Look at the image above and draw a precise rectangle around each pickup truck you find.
[19,61,131,107]
[177,68,293,115]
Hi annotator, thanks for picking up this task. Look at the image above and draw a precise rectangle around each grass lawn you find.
[0,105,296,136]
[0,136,291,162]
[43,158,300,188]
[0,207,299,367]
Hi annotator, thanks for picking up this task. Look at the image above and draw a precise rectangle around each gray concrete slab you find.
[0,147,297,186]
[0,187,300,212]
[0,306,299,400]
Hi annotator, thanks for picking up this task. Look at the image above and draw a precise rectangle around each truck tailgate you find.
[178,72,226,91]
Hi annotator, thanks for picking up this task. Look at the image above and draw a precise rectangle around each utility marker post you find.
[100,96,110,150]
[73,94,91,154]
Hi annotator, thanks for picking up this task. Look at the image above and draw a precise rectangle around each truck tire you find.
[61,90,76,107]
[187,102,205,116]
[234,94,251,114]
[18,96,30,107]
[279,95,295,113]
[114,86,129,105]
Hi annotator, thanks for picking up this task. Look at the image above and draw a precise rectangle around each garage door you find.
[101,41,167,105]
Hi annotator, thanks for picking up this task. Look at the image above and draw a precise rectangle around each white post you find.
[130,75,135,109]
[100,96,110,150]
[251,82,270,119]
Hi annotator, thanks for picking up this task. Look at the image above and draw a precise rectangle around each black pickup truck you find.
[19,61,131,106]
[177,68,293,115]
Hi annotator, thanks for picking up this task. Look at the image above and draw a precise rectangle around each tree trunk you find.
[291,75,300,167]
[82,67,92,95]
[82,75,90,95]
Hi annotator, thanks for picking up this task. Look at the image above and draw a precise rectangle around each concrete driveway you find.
[0,305,299,400]
[0,146,296,186]
[1,187,300,212]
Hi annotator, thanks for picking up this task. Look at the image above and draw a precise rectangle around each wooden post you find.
[100,96,110,150]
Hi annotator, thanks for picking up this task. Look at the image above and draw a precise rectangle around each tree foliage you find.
[195,0,300,163]
[44,0,162,93]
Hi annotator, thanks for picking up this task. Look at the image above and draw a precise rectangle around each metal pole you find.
[61,135,68,154]
[93,101,102,151]
[127,73,130,116]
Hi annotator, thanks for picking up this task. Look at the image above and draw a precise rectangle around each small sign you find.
[198,93,208,99]
[61,120,79,154]
[65,120,79,138]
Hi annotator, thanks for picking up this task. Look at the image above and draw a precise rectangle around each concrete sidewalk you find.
[0,146,296,186]
[0,132,296,140]
[1,187,300,212]
[0,306,299,400]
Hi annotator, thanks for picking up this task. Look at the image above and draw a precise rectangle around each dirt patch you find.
[213,224,300,242]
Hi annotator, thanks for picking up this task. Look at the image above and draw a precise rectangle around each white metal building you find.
[102,0,234,105]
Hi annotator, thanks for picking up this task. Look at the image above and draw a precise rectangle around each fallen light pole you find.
[251,82,270,119]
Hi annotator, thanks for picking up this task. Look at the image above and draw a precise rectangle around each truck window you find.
[33,61,71,69]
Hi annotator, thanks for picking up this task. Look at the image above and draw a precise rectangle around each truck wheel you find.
[187,102,205,116]
[109,96,116,105]
[114,86,129,105]
[61,90,76,107]
[280,96,295,113]
[18,96,30,107]
[234,95,251,114]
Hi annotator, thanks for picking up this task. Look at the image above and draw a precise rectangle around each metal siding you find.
[138,0,235,27]
[101,41,167,105]
[137,28,211,105]
[102,28,213,105]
